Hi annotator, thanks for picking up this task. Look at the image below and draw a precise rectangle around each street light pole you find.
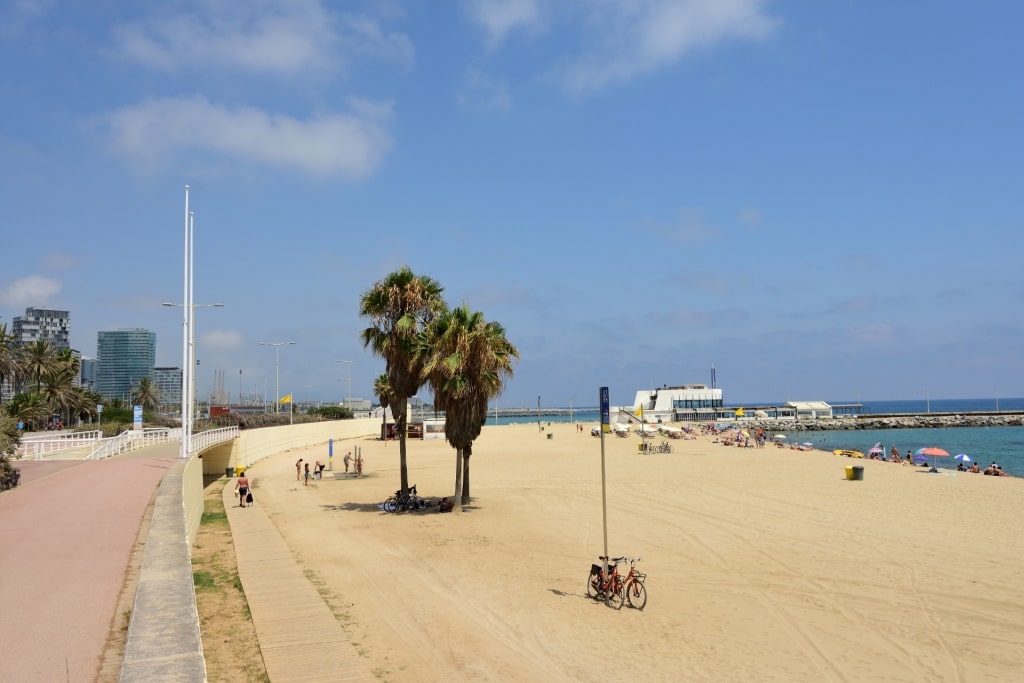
[163,298,225,455]
[261,341,296,413]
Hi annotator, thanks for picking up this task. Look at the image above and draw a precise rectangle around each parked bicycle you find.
[621,556,647,610]
[640,440,673,454]
[382,484,426,512]
[586,556,647,610]
[586,556,626,609]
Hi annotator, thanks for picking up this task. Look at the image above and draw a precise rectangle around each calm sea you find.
[493,398,1024,477]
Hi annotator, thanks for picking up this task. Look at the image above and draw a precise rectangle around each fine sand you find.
[241,422,1024,682]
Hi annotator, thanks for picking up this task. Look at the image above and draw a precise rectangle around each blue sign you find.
[600,387,609,425]
[133,405,143,431]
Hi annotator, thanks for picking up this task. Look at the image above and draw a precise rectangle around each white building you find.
[618,384,724,423]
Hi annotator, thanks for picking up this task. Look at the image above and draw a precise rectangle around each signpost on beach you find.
[599,386,610,598]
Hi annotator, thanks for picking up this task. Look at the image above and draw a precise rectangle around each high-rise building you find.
[96,329,156,401]
[2,306,76,400]
[152,367,183,409]
[12,307,71,350]
[80,357,97,392]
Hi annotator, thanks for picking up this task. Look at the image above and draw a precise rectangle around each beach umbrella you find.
[915,446,950,471]
[954,453,971,462]
[868,446,884,455]
[773,434,787,439]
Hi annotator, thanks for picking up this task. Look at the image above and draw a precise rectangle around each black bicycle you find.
[383,484,425,512]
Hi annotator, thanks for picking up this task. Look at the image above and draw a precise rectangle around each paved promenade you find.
[223,477,375,682]
[0,445,177,682]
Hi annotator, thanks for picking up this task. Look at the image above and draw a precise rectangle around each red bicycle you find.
[621,556,647,610]
[586,556,626,609]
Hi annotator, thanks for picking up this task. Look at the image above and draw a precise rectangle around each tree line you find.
[360,266,518,511]
[0,323,163,432]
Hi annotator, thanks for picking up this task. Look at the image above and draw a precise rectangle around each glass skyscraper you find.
[96,329,156,401]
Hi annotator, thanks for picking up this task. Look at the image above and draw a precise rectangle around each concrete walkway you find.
[223,480,375,682]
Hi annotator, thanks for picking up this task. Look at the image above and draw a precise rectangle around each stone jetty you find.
[747,413,1024,432]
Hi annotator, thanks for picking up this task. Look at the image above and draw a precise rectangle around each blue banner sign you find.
[600,387,609,426]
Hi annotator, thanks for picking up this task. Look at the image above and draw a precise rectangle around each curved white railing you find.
[85,426,239,460]
[188,426,238,454]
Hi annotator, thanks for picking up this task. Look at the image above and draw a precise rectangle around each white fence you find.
[85,426,239,460]
[17,430,103,459]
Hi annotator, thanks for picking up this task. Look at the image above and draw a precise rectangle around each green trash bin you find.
[852,465,864,481]
[225,467,233,478]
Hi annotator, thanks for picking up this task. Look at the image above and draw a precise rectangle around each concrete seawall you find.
[119,418,380,681]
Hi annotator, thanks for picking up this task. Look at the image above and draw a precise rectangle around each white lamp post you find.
[163,299,224,456]
[260,341,296,413]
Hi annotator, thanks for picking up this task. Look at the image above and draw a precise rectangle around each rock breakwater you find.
[750,413,1024,432]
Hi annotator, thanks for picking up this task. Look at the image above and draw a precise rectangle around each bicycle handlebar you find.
[598,555,643,564]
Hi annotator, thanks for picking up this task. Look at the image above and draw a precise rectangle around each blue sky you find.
[2,0,1022,408]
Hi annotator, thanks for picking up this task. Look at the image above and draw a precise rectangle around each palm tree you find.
[360,266,447,495]
[420,305,518,507]
[6,392,49,431]
[373,373,395,439]
[132,377,161,412]
[42,365,79,427]
[0,324,23,404]
[22,340,56,393]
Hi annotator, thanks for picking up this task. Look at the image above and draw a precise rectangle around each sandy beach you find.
[239,422,1024,682]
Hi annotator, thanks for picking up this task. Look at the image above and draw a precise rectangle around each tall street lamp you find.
[163,300,224,454]
[260,341,296,413]
[336,359,357,406]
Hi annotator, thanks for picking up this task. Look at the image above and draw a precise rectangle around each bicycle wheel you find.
[383,497,397,512]
[586,571,601,599]
[626,579,647,610]
[607,577,625,609]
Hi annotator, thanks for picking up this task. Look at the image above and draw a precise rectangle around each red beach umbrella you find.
[914,447,950,472]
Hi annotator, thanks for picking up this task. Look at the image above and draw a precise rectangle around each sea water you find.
[493,399,1024,476]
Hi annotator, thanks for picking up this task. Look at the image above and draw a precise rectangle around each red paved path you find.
[0,455,174,682]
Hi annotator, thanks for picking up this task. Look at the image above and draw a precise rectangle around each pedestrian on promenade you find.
[296,458,303,481]
[355,453,363,478]
[236,472,250,508]
[343,451,352,474]
[304,462,311,486]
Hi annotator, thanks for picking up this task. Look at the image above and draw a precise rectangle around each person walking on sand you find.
[235,472,250,508]
[296,458,303,481]
[304,462,311,486]
[343,451,352,474]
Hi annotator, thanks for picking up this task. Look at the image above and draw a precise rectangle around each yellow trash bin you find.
[235,466,245,477]
[845,465,855,480]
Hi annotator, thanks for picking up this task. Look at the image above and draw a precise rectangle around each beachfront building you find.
[619,384,724,423]
[786,401,833,419]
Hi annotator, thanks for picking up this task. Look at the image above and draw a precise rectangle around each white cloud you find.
[201,330,244,350]
[559,0,778,93]
[112,0,412,74]
[104,95,394,178]
[465,0,544,45]
[0,275,62,306]
[458,67,512,110]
